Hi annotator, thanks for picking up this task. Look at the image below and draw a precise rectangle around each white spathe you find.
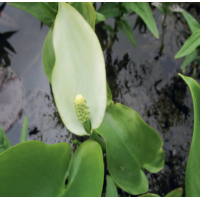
[52,2,107,136]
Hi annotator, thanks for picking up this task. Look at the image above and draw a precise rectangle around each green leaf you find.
[52,3,106,136]
[0,126,12,154]
[179,74,200,197]
[165,188,183,197]
[38,2,57,19]
[0,141,71,197]
[106,82,112,106]
[96,103,165,195]
[42,24,55,83]
[95,12,105,25]
[8,2,54,27]
[70,2,96,30]
[97,2,122,19]
[116,19,137,47]
[172,7,200,33]
[181,49,198,73]
[175,30,200,58]
[64,140,104,197]
[123,2,159,38]
[20,116,28,143]
[139,193,160,197]
[106,175,118,197]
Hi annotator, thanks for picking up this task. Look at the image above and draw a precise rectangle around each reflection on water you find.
[0,2,200,197]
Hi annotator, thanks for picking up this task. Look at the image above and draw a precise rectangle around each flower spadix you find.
[51,3,106,136]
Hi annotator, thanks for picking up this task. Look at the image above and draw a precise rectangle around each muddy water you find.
[0,2,200,197]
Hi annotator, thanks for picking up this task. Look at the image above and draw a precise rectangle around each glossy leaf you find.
[0,141,71,197]
[42,24,55,83]
[95,12,105,25]
[106,175,118,197]
[179,74,200,197]
[52,3,106,136]
[165,188,183,197]
[97,2,122,19]
[0,126,12,154]
[123,2,159,38]
[181,49,198,73]
[8,3,54,27]
[175,30,200,58]
[64,140,104,197]
[20,116,28,143]
[38,2,57,19]
[116,19,137,47]
[70,2,96,30]
[139,193,160,197]
[96,102,165,195]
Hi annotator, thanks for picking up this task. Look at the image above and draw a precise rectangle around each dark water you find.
[1,2,200,197]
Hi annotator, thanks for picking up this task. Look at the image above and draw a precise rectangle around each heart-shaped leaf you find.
[96,102,165,195]
[52,2,106,136]
[0,141,71,197]
[179,74,200,197]
[63,140,104,197]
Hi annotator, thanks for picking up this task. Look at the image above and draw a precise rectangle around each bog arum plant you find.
[51,2,106,136]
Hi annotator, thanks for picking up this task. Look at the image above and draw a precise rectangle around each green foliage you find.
[95,12,105,25]
[97,2,122,19]
[175,30,200,58]
[140,193,160,197]
[8,3,54,27]
[122,2,159,38]
[106,82,112,106]
[181,49,198,73]
[0,141,71,197]
[38,2,57,19]
[96,102,165,195]
[165,188,183,197]
[70,2,96,31]
[105,175,118,197]
[20,116,28,143]
[0,126,12,154]
[42,24,55,83]
[116,19,137,47]
[64,140,104,197]
[179,74,200,197]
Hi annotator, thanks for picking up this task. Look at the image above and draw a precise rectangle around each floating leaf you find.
[52,2,106,136]
[116,19,137,47]
[123,2,159,38]
[42,24,55,83]
[0,141,71,197]
[8,3,54,27]
[106,175,118,197]
[97,2,121,19]
[70,2,96,30]
[175,30,200,58]
[179,74,200,197]
[181,49,198,73]
[0,126,12,154]
[20,116,28,143]
[64,140,104,197]
[165,188,183,197]
[96,102,165,195]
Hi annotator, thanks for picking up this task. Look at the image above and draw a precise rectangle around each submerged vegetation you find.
[0,2,200,197]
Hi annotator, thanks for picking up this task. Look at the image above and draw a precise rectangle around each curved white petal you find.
[52,3,106,136]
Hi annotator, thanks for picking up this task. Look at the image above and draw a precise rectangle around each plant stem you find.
[90,130,106,153]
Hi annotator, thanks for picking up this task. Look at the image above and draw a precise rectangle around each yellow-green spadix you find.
[51,2,107,136]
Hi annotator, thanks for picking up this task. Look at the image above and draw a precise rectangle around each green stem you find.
[90,130,106,153]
